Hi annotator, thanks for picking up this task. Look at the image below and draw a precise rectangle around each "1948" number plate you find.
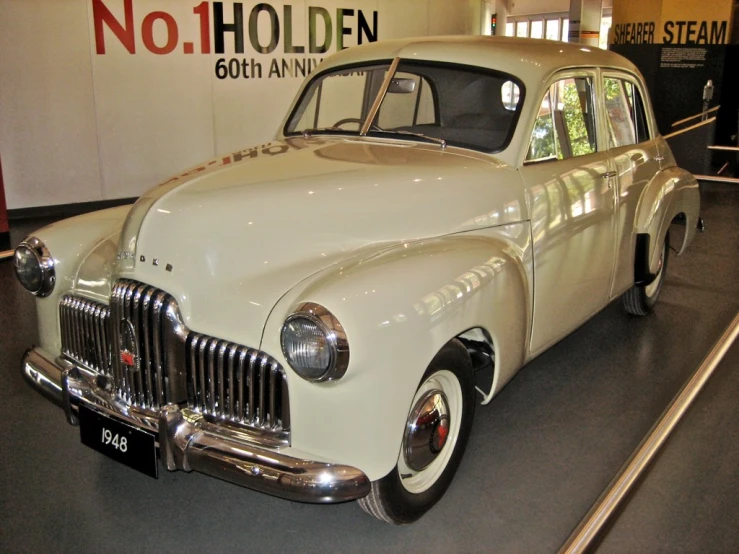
[79,404,158,478]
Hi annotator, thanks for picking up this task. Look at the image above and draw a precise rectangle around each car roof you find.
[318,36,640,84]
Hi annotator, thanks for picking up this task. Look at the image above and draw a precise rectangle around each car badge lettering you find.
[119,320,138,371]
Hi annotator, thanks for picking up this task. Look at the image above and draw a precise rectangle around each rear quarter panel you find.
[634,153,700,274]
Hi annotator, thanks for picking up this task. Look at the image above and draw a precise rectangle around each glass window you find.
[557,77,596,156]
[506,14,610,44]
[527,89,559,161]
[599,16,612,50]
[528,76,596,161]
[603,78,650,146]
[545,19,560,41]
[286,61,524,153]
[530,20,544,39]
[501,81,521,111]
[604,78,636,147]
[289,65,386,132]
[624,82,651,143]
[378,73,436,128]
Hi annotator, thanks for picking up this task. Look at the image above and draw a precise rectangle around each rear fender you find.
[635,166,699,274]
[261,223,533,481]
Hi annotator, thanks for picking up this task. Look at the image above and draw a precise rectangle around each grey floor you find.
[1,184,737,553]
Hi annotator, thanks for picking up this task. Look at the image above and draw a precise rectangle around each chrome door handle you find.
[600,171,618,178]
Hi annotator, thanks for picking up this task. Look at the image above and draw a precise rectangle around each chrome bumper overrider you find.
[21,347,370,503]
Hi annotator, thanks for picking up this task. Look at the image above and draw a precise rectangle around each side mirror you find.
[388,78,416,94]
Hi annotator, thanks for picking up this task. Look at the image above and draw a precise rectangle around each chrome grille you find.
[60,296,111,373]
[187,334,289,431]
[109,280,180,409]
[58,280,290,437]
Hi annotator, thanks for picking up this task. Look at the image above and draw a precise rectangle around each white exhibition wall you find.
[0,0,492,209]
[507,0,612,17]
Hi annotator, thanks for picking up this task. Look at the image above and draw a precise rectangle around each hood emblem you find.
[119,320,139,370]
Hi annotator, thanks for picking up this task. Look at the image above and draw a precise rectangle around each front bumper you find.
[21,347,370,503]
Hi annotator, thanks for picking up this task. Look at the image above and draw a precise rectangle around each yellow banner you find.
[610,0,734,45]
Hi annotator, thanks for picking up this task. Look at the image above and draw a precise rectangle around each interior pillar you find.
[568,0,603,46]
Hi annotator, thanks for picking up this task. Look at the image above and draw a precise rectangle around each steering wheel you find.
[332,117,382,131]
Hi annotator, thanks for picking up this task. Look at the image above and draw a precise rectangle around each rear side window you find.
[624,81,651,143]
[604,78,636,147]
[604,77,651,147]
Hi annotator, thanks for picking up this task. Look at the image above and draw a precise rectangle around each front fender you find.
[635,166,699,274]
[25,205,132,356]
[261,223,533,481]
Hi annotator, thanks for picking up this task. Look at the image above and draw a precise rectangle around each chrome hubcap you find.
[403,390,450,472]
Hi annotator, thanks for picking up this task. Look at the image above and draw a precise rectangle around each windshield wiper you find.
[301,127,358,137]
[370,129,447,149]
[301,127,448,149]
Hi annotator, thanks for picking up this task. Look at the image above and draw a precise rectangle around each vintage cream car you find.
[14,37,699,524]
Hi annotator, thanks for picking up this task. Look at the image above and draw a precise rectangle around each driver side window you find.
[526,76,597,162]
[527,87,559,161]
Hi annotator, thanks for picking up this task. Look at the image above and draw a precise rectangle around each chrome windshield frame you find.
[285,56,526,155]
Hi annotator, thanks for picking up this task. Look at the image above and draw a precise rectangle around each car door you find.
[600,72,662,297]
[519,70,618,355]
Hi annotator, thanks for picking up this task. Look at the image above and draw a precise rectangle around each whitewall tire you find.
[358,339,475,524]
[624,232,670,316]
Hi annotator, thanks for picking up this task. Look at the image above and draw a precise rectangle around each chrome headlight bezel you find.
[13,237,55,297]
[280,302,349,382]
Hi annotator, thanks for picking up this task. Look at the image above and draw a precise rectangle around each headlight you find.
[13,237,55,297]
[281,302,349,382]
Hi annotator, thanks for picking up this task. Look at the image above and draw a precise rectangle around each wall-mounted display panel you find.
[0,0,487,209]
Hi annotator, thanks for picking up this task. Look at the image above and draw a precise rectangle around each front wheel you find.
[358,340,475,524]
[623,232,669,316]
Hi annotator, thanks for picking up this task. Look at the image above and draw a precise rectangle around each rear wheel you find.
[358,340,475,524]
[623,232,669,316]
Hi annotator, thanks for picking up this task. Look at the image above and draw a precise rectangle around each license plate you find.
[79,404,158,478]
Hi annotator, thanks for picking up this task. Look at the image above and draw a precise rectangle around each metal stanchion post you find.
[0,153,10,254]
[702,80,714,121]
[559,313,739,554]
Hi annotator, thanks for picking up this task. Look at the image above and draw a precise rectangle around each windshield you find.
[284,60,524,153]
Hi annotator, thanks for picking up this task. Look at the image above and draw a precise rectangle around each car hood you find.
[112,136,526,347]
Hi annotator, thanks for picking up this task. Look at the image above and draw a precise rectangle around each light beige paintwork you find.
[30,206,132,357]
[28,37,699,481]
[115,138,524,352]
